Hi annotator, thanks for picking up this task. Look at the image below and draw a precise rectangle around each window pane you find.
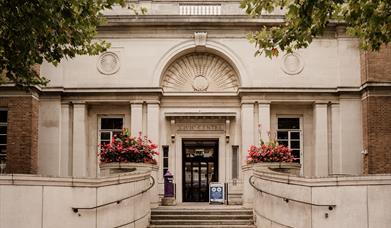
[0,126,6,134]
[163,158,168,168]
[0,135,6,144]
[278,140,288,147]
[101,118,123,130]
[101,132,111,140]
[0,145,6,155]
[292,149,300,163]
[0,111,7,123]
[163,147,169,157]
[291,132,300,139]
[291,140,300,149]
[232,146,238,179]
[278,118,300,129]
[277,131,288,140]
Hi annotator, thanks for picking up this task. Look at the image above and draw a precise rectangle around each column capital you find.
[146,100,160,105]
[313,101,329,105]
[61,101,71,106]
[71,101,86,105]
[129,101,143,105]
[241,101,255,106]
[258,100,271,105]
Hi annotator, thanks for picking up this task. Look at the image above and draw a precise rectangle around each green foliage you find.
[240,0,391,57]
[0,0,128,88]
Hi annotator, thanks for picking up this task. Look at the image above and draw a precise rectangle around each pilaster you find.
[130,102,143,136]
[72,102,88,177]
[258,101,271,144]
[313,102,329,177]
[241,102,255,165]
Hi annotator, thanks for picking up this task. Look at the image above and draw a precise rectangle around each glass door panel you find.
[182,140,218,202]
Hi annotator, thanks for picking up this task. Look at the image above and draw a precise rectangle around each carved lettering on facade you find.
[176,123,225,131]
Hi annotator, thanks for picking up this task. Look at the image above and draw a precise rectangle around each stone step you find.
[151,214,253,220]
[151,209,253,216]
[148,225,257,228]
[150,219,254,225]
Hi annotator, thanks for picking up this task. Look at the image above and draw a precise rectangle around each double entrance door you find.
[182,140,218,202]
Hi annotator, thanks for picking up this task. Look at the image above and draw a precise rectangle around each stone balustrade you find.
[179,4,221,15]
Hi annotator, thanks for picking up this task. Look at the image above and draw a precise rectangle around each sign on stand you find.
[209,182,225,204]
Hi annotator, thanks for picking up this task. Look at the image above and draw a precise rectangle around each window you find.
[0,110,7,163]
[277,117,302,163]
[232,145,239,179]
[99,117,123,147]
[162,145,169,176]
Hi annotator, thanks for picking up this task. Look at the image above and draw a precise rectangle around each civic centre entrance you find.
[182,140,218,202]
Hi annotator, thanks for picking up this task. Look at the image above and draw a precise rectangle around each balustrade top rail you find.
[249,175,336,210]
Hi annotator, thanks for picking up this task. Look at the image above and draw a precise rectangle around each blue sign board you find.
[209,182,225,204]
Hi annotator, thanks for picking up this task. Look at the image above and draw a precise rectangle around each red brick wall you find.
[361,46,391,83]
[0,95,39,174]
[361,45,391,174]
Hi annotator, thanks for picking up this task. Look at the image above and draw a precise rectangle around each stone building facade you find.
[0,1,390,203]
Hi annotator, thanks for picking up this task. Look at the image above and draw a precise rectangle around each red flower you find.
[99,128,159,164]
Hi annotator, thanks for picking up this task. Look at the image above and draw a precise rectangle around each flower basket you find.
[99,128,159,165]
[246,129,296,164]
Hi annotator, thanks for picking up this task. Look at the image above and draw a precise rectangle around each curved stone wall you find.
[250,165,391,228]
[0,168,154,228]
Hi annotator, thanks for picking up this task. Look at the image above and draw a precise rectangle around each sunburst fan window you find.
[161,53,239,92]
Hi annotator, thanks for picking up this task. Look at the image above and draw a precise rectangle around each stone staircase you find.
[148,206,256,228]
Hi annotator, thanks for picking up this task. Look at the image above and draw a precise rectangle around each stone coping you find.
[103,15,285,27]
[100,162,159,171]
[0,168,154,187]
[252,164,391,187]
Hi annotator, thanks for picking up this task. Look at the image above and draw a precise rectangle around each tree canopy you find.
[0,0,127,88]
[240,0,391,57]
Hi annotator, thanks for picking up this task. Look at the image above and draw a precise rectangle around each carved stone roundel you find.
[192,75,209,91]
[281,53,304,75]
[97,52,120,75]
[162,53,239,92]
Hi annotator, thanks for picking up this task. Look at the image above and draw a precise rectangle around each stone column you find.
[147,102,160,146]
[130,102,143,136]
[258,102,271,144]
[241,102,255,207]
[241,102,255,163]
[313,102,329,177]
[60,102,71,176]
[147,102,160,208]
[72,102,88,177]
